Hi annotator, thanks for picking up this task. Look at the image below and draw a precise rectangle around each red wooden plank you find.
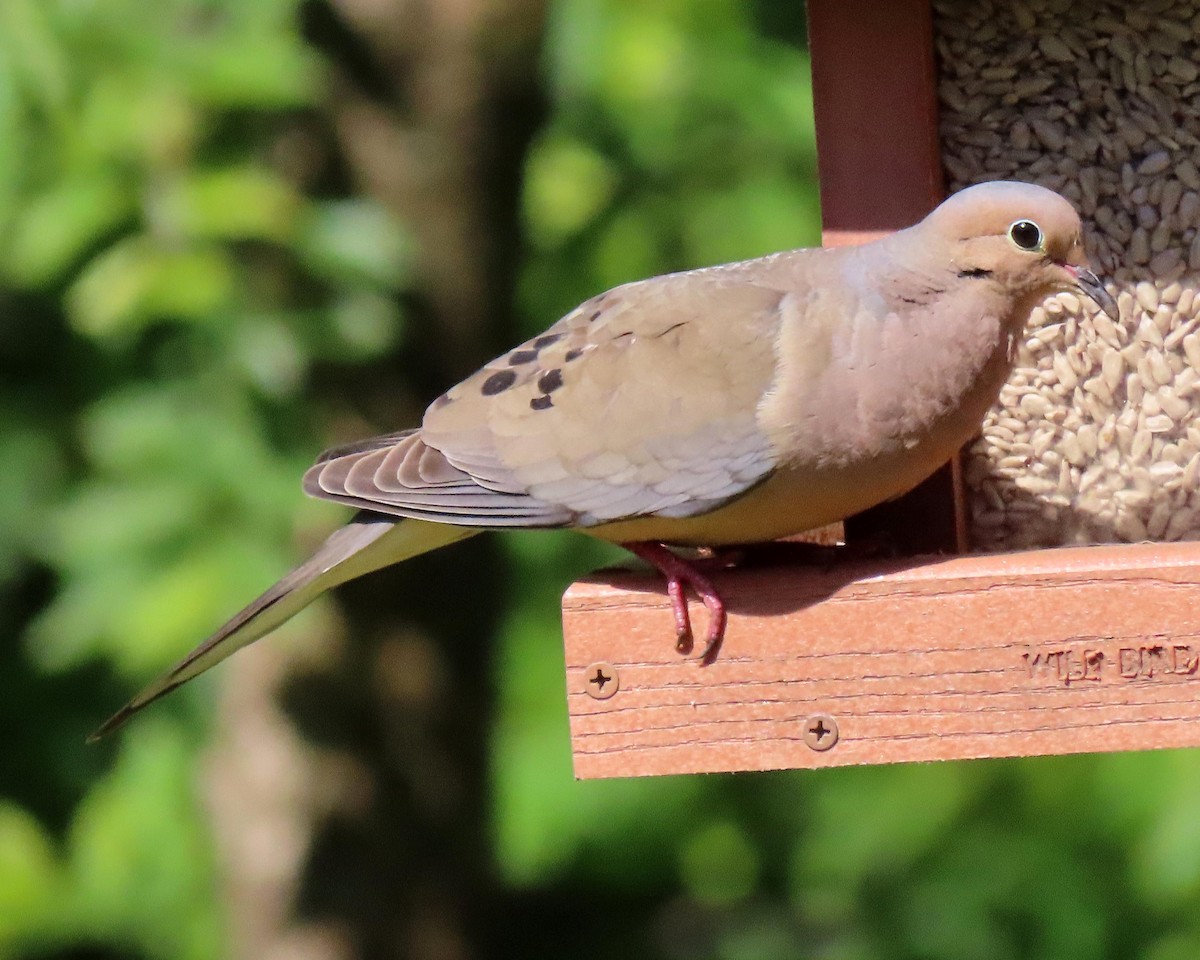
[562,542,1200,779]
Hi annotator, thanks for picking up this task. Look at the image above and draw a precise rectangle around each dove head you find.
[918,180,1118,321]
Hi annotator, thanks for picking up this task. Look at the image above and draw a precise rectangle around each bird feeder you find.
[560,0,1200,778]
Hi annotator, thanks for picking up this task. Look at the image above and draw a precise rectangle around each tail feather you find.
[89,515,478,740]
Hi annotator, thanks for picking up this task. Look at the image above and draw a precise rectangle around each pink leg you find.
[622,542,728,665]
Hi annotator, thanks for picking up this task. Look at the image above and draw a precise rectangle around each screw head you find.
[803,714,839,751]
[584,662,619,700]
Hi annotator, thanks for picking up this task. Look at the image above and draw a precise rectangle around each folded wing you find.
[305,272,793,528]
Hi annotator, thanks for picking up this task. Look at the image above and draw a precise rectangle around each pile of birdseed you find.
[934,0,1200,549]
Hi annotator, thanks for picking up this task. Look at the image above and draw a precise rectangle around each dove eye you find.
[1008,219,1044,251]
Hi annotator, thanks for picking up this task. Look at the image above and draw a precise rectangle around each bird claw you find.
[697,595,727,665]
[665,575,695,653]
[675,628,694,656]
[624,542,728,664]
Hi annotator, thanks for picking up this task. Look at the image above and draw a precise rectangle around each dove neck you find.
[860,225,953,294]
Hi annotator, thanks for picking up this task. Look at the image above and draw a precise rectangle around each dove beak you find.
[1065,265,1119,322]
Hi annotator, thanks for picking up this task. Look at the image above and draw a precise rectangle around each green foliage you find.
[0,0,407,956]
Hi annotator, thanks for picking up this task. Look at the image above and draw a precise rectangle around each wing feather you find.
[304,264,813,529]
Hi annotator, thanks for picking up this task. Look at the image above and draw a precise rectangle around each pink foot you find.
[622,542,728,665]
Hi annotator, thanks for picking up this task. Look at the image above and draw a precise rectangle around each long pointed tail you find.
[89,515,478,740]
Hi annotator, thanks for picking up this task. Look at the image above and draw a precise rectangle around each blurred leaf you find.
[299,199,414,288]
[0,427,62,576]
[680,821,759,906]
[159,165,300,242]
[67,237,234,337]
[182,32,318,108]
[524,134,619,248]
[326,291,403,360]
[230,315,307,397]
[27,563,145,673]
[682,175,821,265]
[596,7,688,110]
[589,200,672,289]
[66,237,156,337]
[1131,751,1200,903]
[107,535,273,675]
[42,479,205,572]
[1146,933,1200,960]
[64,721,222,960]
[76,75,199,169]
[0,0,70,124]
[79,385,197,475]
[0,803,59,944]
[0,44,27,237]
[0,0,418,958]
[30,379,309,676]
[78,384,306,513]
[5,174,134,285]
[793,764,974,898]
[542,0,608,101]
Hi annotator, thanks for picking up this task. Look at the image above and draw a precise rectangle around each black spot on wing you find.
[565,348,583,362]
[508,349,539,365]
[530,395,553,411]
[534,333,563,349]
[482,370,517,395]
[537,368,563,393]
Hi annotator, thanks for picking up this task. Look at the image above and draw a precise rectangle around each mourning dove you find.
[91,180,1117,738]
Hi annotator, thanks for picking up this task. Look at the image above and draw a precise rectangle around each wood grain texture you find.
[808,0,944,239]
[562,542,1200,779]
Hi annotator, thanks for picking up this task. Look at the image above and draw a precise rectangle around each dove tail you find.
[89,515,478,741]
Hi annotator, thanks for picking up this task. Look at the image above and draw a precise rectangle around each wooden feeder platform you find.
[564,542,1200,779]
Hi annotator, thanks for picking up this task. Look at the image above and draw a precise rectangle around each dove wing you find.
[304,270,798,527]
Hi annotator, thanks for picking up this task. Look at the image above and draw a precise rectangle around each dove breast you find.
[758,239,1019,470]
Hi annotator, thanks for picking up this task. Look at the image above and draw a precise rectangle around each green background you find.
[1,1,1199,957]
